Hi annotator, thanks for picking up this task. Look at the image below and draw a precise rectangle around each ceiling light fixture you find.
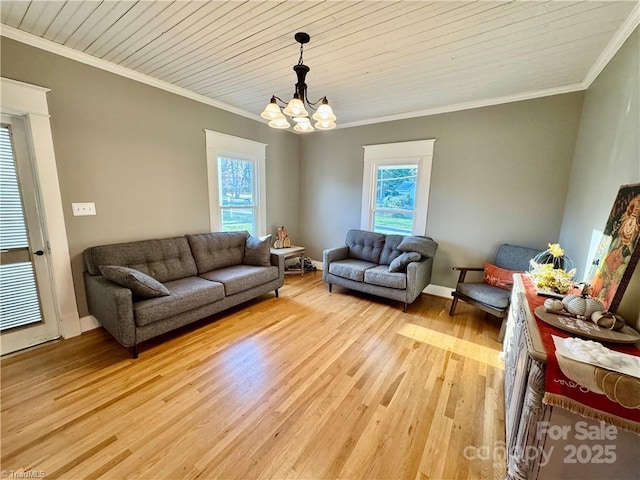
[261,32,336,132]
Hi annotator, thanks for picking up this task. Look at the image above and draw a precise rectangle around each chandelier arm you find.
[272,95,289,107]
[305,95,327,108]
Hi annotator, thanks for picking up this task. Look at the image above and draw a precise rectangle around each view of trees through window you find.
[373,165,417,235]
[218,157,255,234]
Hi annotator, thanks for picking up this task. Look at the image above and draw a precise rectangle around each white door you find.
[0,114,60,354]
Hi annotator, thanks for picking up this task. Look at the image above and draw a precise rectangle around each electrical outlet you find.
[72,202,96,216]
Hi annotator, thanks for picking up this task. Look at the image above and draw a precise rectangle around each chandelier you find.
[260,32,336,132]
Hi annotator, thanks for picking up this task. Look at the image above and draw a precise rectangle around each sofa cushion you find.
[84,237,197,282]
[397,236,438,258]
[379,235,406,265]
[364,265,407,289]
[99,265,170,298]
[187,231,249,273]
[328,259,378,282]
[243,235,272,267]
[133,277,225,326]
[200,265,279,296]
[389,251,421,273]
[456,282,511,309]
[345,229,386,263]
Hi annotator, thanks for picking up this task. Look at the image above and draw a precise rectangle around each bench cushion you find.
[133,276,224,326]
[328,259,378,282]
[364,265,407,289]
[456,282,511,309]
[200,265,279,296]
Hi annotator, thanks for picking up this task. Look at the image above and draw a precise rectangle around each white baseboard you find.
[310,258,452,299]
[80,315,101,332]
[423,284,454,299]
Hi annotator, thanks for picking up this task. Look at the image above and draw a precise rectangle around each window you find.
[361,140,435,236]
[205,131,266,235]
[218,156,256,233]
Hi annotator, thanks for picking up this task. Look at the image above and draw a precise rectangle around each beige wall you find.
[299,94,584,289]
[559,28,640,326]
[0,38,300,318]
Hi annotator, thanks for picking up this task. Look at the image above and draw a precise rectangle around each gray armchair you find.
[449,243,542,341]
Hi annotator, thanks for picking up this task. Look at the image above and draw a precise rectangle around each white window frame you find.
[205,130,267,235]
[361,139,435,236]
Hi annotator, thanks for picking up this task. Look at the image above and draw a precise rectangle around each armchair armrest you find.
[84,272,136,347]
[451,266,484,284]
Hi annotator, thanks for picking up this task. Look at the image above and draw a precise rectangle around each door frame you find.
[1,77,81,341]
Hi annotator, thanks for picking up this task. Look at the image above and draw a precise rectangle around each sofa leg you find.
[403,302,408,313]
[131,344,138,359]
[329,283,332,293]
[275,289,279,298]
[449,297,458,316]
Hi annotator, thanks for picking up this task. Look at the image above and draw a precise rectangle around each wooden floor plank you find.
[1,272,506,479]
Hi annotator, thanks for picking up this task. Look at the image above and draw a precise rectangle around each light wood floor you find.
[1,273,506,479]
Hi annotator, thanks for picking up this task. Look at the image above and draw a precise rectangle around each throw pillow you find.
[483,262,518,290]
[397,236,438,258]
[389,251,421,273]
[243,235,272,267]
[99,265,170,298]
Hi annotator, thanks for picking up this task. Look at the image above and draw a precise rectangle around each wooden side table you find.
[270,246,307,276]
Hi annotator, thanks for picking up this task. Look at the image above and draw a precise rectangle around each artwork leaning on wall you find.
[587,183,640,312]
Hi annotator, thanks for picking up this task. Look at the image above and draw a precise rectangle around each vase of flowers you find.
[529,243,576,294]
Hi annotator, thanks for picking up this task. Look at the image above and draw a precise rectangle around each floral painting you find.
[589,183,640,311]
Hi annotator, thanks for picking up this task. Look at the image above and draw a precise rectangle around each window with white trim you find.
[361,140,435,236]
[205,131,267,235]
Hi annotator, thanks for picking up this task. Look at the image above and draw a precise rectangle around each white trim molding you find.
[583,3,640,88]
[361,139,435,236]
[1,77,81,339]
[205,130,267,236]
[80,315,101,332]
[423,284,454,299]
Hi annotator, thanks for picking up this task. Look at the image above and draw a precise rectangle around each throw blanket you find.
[521,276,640,434]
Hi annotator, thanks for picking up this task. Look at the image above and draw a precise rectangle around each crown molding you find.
[337,83,587,129]
[0,25,262,123]
[583,3,639,88]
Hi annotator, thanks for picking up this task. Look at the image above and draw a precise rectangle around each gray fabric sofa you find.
[83,231,284,357]
[323,229,438,311]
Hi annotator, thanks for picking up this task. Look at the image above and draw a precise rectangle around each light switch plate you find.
[72,202,96,216]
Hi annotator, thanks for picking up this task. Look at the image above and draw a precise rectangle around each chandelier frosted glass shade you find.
[282,96,308,117]
[312,101,336,122]
[261,32,336,133]
[268,117,291,129]
[293,118,314,132]
[315,120,337,130]
[260,98,284,120]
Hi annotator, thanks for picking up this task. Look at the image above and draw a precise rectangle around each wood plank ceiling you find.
[1,1,637,126]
